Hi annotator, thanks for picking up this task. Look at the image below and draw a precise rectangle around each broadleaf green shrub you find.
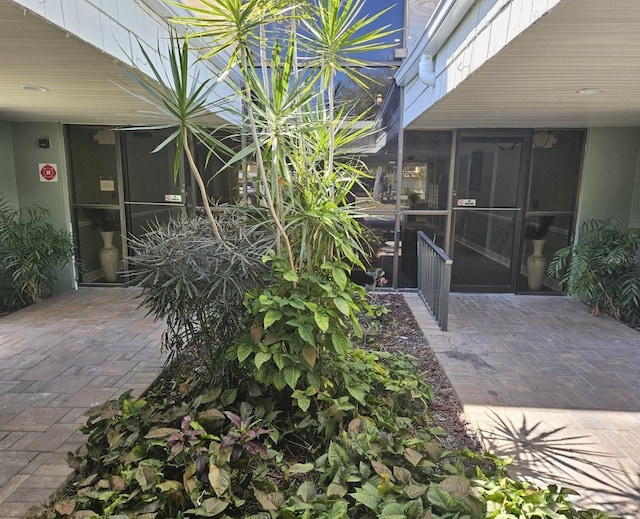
[30,342,613,519]
[548,219,640,327]
[0,197,74,311]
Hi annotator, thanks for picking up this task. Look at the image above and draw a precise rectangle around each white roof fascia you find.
[396,0,476,87]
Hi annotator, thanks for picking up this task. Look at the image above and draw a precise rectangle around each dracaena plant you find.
[161,0,395,277]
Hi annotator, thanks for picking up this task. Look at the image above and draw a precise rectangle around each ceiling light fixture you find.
[21,85,49,92]
[577,88,602,95]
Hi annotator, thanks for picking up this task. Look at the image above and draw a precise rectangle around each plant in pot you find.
[524,215,554,290]
[83,208,121,282]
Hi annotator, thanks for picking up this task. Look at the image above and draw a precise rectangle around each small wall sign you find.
[165,194,182,202]
[100,179,115,192]
[457,198,477,207]
[39,163,58,182]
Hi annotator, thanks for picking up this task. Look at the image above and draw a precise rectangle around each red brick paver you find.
[0,288,165,518]
[405,293,640,519]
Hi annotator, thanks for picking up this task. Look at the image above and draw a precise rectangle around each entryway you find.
[449,130,583,293]
[67,126,186,284]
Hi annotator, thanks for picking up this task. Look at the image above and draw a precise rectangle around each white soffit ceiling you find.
[0,0,227,126]
[407,0,640,130]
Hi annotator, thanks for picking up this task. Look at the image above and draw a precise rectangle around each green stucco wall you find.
[11,122,75,292]
[577,127,640,231]
[0,121,18,206]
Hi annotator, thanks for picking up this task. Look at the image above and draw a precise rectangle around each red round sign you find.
[40,164,57,181]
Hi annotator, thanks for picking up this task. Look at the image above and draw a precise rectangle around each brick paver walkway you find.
[2,288,638,517]
[405,293,640,519]
[0,288,165,519]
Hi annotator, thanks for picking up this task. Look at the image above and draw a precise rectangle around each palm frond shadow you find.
[479,410,640,513]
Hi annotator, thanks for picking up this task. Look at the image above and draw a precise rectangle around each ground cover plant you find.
[29,296,612,519]
[25,1,617,517]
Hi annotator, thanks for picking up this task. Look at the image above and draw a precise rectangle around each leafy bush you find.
[31,343,611,519]
[548,219,640,327]
[0,197,74,311]
[127,209,273,370]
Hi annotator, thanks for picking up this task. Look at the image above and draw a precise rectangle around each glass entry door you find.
[450,133,528,291]
[121,130,187,256]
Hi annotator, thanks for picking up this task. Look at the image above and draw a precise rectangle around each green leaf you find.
[328,500,349,518]
[237,342,254,362]
[314,310,330,332]
[255,351,272,369]
[272,371,287,391]
[333,296,350,316]
[293,391,310,411]
[332,267,348,289]
[327,482,348,497]
[297,481,317,502]
[350,490,379,510]
[209,462,231,497]
[346,383,367,405]
[380,502,405,519]
[427,483,456,510]
[331,330,351,355]
[289,462,314,474]
[297,324,315,345]
[328,442,348,467]
[284,366,301,389]
[264,309,282,329]
[283,269,299,282]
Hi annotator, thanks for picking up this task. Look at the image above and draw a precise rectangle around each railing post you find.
[416,231,453,331]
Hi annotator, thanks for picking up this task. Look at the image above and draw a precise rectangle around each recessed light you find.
[21,85,49,92]
[577,88,602,95]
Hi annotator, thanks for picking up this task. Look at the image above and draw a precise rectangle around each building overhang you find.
[397,0,640,130]
[0,0,238,126]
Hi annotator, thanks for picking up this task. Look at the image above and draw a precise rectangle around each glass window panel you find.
[74,208,123,283]
[353,214,397,288]
[67,126,119,205]
[401,131,452,210]
[451,210,516,287]
[530,130,584,212]
[123,131,179,203]
[456,137,522,208]
[127,205,184,240]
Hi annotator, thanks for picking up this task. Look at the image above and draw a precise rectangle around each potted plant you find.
[83,208,121,282]
[525,215,554,290]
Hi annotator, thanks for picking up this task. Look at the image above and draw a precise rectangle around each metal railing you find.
[417,231,453,331]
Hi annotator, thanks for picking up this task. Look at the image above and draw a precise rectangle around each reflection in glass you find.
[123,130,178,203]
[353,214,397,287]
[456,137,522,208]
[67,126,119,206]
[530,131,583,212]
[400,131,452,210]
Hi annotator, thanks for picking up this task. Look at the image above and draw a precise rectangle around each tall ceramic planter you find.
[99,231,120,282]
[527,239,547,290]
